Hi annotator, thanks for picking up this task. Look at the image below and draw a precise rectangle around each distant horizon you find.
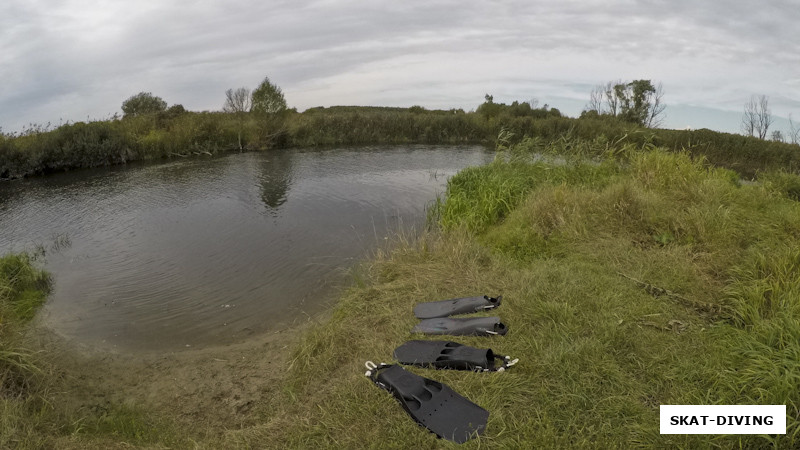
[3,1,798,140]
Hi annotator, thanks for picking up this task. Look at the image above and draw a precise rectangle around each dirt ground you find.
[28,319,311,443]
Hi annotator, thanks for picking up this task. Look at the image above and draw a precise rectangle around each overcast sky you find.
[2,0,799,135]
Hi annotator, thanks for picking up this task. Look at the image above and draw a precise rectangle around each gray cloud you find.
[1,0,798,134]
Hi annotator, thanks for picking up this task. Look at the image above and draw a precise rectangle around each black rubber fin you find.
[367,364,488,443]
[413,295,502,319]
[411,317,508,336]
[394,340,517,372]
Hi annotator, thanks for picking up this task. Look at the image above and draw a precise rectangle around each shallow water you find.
[0,146,492,352]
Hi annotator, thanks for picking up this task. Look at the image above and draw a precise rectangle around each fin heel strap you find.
[488,355,520,372]
[364,361,391,386]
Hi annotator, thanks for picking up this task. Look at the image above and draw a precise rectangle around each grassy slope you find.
[225,145,800,448]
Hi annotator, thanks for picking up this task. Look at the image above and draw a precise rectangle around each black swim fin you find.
[394,340,519,372]
[412,317,508,336]
[365,362,489,443]
[413,295,502,319]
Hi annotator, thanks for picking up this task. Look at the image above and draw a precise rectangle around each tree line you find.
[118,76,289,151]
[121,76,287,118]
[18,74,800,147]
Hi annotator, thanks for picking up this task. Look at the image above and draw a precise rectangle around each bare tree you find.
[742,95,773,139]
[788,114,799,145]
[585,81,622,116]
[755,96,773,139]
[223,87,251,114]
[223,87,252,150]
[587,85,603,113]
[645,83,666,128]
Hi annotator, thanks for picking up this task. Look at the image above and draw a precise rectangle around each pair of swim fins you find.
[368,295,512,443]
[365,362,489,444]
[412,295,508,337]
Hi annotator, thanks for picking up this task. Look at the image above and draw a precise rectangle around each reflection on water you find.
[258,149,293,212]
[0,145,492,352]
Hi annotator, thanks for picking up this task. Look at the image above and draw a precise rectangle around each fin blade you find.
[374,365,488,443]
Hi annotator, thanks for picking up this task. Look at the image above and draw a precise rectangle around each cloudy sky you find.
[2,0,799,135]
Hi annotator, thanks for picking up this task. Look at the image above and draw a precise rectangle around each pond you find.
[0,145,492,352]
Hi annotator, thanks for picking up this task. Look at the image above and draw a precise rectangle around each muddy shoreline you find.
[27,316,318,442]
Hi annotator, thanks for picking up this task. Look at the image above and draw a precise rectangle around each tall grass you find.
[1,252,53,448]
[653,128,800,178]
[286,106,486,147]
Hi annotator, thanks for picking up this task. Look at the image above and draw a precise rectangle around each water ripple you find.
[0,145,492,351]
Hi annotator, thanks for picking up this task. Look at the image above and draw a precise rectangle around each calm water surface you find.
[0,146,492,351]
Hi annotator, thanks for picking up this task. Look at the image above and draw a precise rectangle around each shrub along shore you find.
[2,129,800,446]
[2,104,799,181]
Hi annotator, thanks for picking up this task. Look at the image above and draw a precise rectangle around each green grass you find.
[224,142,800,448]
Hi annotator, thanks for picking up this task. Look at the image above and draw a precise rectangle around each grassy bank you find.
[3,103,799,181]
[222,141,800,448]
